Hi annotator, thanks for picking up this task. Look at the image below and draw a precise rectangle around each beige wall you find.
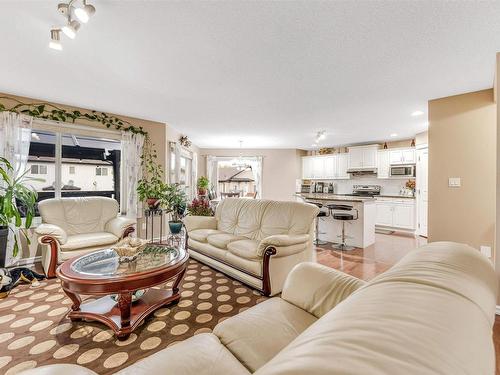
[199,148,306,201]
[428,89,496,252]
[0,92,197,261]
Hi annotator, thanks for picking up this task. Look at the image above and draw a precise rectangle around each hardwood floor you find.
[316,233,499,375]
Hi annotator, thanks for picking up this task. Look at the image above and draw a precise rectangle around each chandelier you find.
[49,1,96,51]
[232,141,249,171]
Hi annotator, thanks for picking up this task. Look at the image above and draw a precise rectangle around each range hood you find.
[346,168,378,176]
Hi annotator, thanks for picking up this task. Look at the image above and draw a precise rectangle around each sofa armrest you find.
[184,215,217,232]
[105,216,136,238]
[281,262,366,318]
[35,223,68,245]
[257,234,310,257]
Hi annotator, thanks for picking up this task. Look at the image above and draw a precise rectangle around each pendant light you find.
[75,1,96,23]
[62,19,80,39]
[49,29,63,50]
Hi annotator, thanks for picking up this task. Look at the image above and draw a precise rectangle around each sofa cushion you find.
[254,242,498,375]
[189,229,223,243]
[60,232,118,251]
[207,233,246,249]
[214,297,317,372]
[189,239,227,262]
[115,333,250,375]
[227,239,260,260]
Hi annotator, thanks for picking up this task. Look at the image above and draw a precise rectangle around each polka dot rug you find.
[0,259,267,374]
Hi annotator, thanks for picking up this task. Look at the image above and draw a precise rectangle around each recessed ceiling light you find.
[390,133,398,138]
[49,29,63,50]
[411,110,424,117]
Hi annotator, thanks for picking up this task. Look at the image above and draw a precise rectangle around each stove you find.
[347,184,381,197]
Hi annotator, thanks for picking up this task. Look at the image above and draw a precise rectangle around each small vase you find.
[146,198,159,209]
[169,221,183,234]
[198,188,207,196]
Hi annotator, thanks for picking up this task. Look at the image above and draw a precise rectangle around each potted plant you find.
[137,137,164,208]
[0,157,39,267]
[196,176,210,196]
[187,198,213,217]
[160,183,187,234]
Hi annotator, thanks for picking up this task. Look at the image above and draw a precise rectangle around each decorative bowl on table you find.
[112,237,149,263]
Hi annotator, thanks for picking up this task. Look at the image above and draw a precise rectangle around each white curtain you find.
[0,112,33,265]
[191,152,198,199]
[121,132,145,220]
[206,155,219,197]
[247,156,263,198]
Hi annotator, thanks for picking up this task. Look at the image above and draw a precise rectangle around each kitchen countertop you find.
[377,194,415,199]
[296,193,375,203]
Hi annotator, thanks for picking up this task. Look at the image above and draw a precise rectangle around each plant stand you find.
[143,208,165,244]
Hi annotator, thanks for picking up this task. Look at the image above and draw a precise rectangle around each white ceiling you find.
[1,1,499,149]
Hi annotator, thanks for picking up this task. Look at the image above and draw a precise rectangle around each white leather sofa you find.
[35,197,136,277]
[183,198,320,296]
[22,242,497,375]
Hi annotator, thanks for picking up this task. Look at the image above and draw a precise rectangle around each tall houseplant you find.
[196,176,209,196]
[0,157,39,267]
[161,183,187,234]
[137,136,165,208]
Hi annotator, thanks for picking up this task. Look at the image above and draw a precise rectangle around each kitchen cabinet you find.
[348,145,378,169]
[389,148,416,165]
[375,198,415,230]
[377,150,390,179]
[301,154,350,180]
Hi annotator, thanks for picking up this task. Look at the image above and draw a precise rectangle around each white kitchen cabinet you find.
[348,145,378,169]
[336,153,350,179]
[302,156,313,179]
[377,150,390,179]
[389,148,416,165]
[375,198,416,230]
[375,202,394,226]
[324,156,336,179]
[312,157,325,178]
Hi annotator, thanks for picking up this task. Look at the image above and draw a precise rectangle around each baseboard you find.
[496,305,500,315]
[9,256,41,268]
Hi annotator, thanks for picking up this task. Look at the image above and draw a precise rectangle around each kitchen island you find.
[296,193,376,249]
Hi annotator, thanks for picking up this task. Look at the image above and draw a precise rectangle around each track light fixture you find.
[315,130,326,143]
[49,29,63,50]
[75,1,96,23]
[49,0,96,50]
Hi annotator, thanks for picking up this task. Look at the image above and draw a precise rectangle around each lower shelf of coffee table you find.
[67,288,179,339]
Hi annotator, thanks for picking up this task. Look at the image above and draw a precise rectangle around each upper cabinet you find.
[377,150,390,179]
[347,145,378,169]
[389,148,416,165]
[301,154,350,180]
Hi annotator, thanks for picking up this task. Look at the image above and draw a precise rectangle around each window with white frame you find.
[27,128,122,214]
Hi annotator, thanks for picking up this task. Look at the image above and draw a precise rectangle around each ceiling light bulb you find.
[411,110,424,117]
[390,133,398,138]
[49,29,63,50]
[62,20,80,39]
[75,3,96,23]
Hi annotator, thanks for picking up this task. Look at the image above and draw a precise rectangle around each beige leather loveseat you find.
[183,198,320,296]
[35,197,136,277]
[24,242,497,375]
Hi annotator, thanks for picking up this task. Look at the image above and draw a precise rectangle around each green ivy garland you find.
[0,96,147,136]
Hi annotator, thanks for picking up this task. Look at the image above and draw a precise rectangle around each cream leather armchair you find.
[35,197,136,277]
[183,198,319,296]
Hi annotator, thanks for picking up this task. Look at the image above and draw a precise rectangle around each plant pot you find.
[197,188,207,196]
[0,226,8,268]
[146,198,160,209]
[169,221,183,234]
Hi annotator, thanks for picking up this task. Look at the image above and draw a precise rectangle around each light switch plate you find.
[480,246,492,258]
[448,177,461,187]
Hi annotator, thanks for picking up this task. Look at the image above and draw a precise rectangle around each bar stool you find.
[312,202,328,246]
[327,204,358,251]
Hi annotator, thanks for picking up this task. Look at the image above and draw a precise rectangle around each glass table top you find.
[70,245,184,277]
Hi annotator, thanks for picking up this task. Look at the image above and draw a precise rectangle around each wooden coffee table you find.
[57,244,188,339]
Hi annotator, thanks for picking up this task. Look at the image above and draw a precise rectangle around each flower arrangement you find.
[187,198,213,217]
[405,179,416,191]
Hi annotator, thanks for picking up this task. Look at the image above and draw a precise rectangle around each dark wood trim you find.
[122,226,135,239]
[40,236,59,278]
[262,246,277,296]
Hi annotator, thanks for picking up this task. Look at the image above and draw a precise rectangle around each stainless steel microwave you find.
[390,165,415,177]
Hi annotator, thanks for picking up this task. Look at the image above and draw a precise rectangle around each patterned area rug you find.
[0,259,266,374]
